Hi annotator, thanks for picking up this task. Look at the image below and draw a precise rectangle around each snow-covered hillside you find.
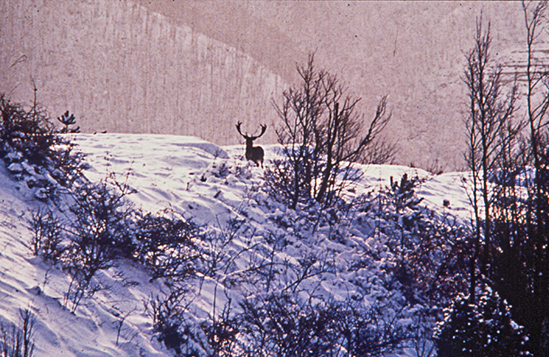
[0,133,471,356]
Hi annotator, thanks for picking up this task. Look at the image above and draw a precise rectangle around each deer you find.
[236,121,267,167]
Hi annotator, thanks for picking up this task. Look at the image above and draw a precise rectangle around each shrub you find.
[434,286,530,356]
[0,94,86,200]
[29,174,136,311]
[376,174,471,307]
[266,54,391,210]
[0,309,36,357]
[29,208,65,264]
[239,293,412,357]
[0,94,55,167]
[198,300,239,357]
[66,177,136,262]
[148,290,241,357]
[61,177,136,311]
[239,294,337,356]
[147,288,199,356]
[30,174,202,312]
[133,209,199,281]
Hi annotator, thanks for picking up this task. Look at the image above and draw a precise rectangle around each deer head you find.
[236,121,267,167]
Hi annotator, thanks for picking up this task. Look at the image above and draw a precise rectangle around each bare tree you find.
[267,54,391,209]
[463,18,520,301]
[505,2,549,353]
[358,137,398,165]
[458,4,549,354]
[487,3,549,353]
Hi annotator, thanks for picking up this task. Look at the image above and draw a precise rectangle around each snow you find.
[0,133,472,356]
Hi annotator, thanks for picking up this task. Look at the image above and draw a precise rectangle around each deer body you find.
[244,138,265,166]
[236,122,267,167]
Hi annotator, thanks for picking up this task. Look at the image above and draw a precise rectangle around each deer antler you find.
[236,122,267,140]
[256,124,267,139]
[236,121,248,139]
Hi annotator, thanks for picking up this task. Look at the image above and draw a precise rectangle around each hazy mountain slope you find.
[237,1,526,170]
[1,1,529,170]
[0,0,285,145]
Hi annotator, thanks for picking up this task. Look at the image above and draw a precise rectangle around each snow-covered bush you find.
[238,293,412,357]
[29,178,135,274]
[434,285,530,356]
[148,288,194,356]
[56,177,136,311]
[150,289,415,357]
[29,208,65,264]
[0,309,36,357]
[0,94,55,167]
[148,288,241,357]
[0,95,86,200]
[374,174,471,307]
[197,300,240,357]
[133,209,200,281]
[238,293,339,356]
[147,170,473,356]
[30,174,205,313]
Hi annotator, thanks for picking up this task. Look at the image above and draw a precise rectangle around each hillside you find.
[0,132,476,356]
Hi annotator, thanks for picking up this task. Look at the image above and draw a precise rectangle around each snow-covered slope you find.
[0,133,471,356]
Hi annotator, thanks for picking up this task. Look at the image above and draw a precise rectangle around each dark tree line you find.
[437,2,549,355]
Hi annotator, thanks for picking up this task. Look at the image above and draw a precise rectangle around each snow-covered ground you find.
[0,133,472,356]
